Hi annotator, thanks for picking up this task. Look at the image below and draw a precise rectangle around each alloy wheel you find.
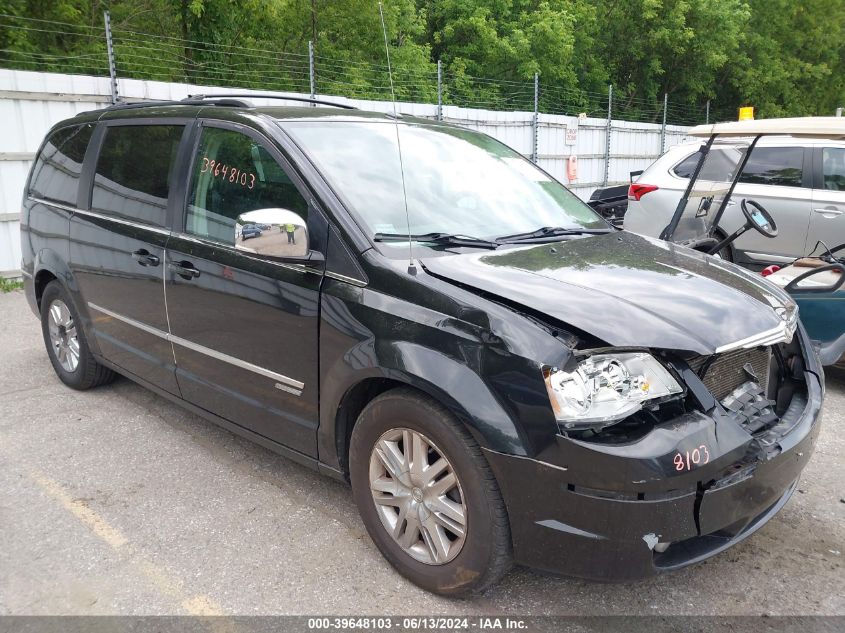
[368,427,467,565]
[47,299,80,372]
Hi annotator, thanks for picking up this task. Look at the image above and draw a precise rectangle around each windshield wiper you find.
[494,226,612,243]
[373,232,500,249]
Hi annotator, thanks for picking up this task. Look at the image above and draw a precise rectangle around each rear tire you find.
[40,281,115,390]
[349,387,512,596]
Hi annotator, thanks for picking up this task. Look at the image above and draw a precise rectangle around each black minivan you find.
[21,97,822,595]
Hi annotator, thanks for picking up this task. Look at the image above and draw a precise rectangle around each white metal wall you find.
[0,69,690,277]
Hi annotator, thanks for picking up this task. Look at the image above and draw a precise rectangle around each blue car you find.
[240,223,262,240]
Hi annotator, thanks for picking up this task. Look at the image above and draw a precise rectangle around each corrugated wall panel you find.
[0,160,30,221]
[0,220,21,275]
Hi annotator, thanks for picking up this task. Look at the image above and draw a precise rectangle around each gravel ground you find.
[0,289,842,616]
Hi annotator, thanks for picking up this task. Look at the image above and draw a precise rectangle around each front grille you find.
[688,346,772,401]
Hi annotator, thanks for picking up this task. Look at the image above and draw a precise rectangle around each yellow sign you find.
[739,106,754,121]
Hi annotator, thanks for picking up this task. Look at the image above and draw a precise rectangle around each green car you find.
[767,254,845,365]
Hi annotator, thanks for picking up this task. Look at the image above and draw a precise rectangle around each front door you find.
[70,123,185,396]
[165,123,324,455]
[807,146,845,253]
[731,146,813,264]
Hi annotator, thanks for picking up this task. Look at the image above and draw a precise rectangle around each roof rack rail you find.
[99,98,253,111]
[183,93,358,110]
[100,100,178,111]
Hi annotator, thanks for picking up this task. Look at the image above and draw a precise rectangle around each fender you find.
[318,341,530,475]
[32,248,104,357]
[317,284,562,474]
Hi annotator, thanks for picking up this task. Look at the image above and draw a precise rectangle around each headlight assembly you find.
[543,352,683,428]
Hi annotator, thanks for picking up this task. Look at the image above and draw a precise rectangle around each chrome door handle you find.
[168,261,201,279]
[131,249,160,266]
[813,208,843,216]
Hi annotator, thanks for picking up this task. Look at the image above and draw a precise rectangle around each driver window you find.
[186,127,309,245]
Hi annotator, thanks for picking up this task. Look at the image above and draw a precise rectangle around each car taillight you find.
[628,183,659,201]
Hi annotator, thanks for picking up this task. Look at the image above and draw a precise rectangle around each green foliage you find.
[0,277,23,292]
[426,0,586,110]
[593,0,750,121]
[719,0,845,118]
[0,0,842,122]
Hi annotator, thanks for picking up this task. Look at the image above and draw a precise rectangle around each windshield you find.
[667,139,750,243]
[284,121,606,252]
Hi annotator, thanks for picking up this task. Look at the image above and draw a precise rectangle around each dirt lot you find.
[0,289,842,616]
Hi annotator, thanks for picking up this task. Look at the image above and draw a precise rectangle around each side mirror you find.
[235,208,309,260]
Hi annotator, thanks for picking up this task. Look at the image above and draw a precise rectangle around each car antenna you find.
[378,1,416,275]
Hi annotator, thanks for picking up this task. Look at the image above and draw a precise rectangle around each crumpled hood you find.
[421,232,796,355]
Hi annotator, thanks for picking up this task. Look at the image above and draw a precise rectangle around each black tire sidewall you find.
[40,282,91,389]
[349,391,504,596]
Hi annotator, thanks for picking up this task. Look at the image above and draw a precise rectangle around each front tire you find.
[40,281,115,390]
[349,388,512,596]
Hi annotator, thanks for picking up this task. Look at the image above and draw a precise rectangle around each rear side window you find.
[91,125,184,227]
[672,151,702,179]
[185,127,309,245]
[822,148,845,191]
[29,124,94,205]
[739,147,804,188]
[671,148,745,181]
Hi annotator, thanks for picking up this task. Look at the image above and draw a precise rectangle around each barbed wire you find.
[0,13,713,126]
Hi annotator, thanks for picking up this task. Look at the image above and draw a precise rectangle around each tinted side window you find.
[672,148,745,181]
[672,151,702,179]
[186,127,309,245]
[822,148,845,191]
[29,124,94,205]
[92,125,184,227]
[739,147,804,188]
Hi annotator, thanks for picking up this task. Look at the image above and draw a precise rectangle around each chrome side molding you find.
[87,302,304,395]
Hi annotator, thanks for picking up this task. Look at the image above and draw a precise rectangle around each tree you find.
[592,0,749,121]
[716,0,845,118]
[0,0,842,121]
[424,0,595,110]
[306,0,435,101]
[0,0,108,75]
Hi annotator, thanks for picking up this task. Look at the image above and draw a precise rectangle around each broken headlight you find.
[543,352,683,428]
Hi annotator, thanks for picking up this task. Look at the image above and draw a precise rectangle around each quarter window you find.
[739,147,804,188]
[672,151,702,179]
[186,127,309,245]
[822,148,845,191]
[92,125,184,227]
[672,148,745,181]
[29,124,94,205]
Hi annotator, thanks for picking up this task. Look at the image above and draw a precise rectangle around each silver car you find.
[624,138,845,266]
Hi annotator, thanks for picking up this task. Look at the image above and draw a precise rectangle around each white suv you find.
[624,138,845,267]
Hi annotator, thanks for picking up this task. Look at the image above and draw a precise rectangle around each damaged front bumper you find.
[483,336,823,581]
